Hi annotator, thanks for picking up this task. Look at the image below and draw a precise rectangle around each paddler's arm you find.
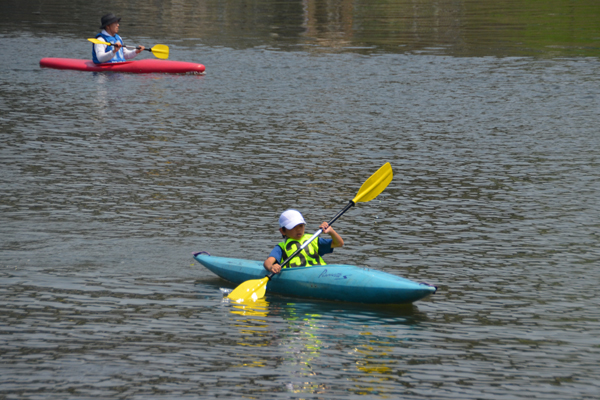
[94,42,119,63]
[320,222,344,248]
[264,256,282,274]
[123,45,145,60]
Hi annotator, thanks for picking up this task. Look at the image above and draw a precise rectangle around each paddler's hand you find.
[136,45,145,54]
[112,42,122,52]
[264,256,282,274]
[269,263,282,274]
[320,221,333,234]
[320,221,344,248]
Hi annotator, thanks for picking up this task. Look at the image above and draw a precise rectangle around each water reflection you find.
[302,0,355,50]
[230,297,270,318]
[225,296,430,395]
[2,0,599,57]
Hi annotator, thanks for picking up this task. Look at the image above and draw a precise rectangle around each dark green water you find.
[1,0,599,399]
[3,0,600,56]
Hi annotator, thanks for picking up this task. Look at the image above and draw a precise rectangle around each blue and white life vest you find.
[92,33,126,64]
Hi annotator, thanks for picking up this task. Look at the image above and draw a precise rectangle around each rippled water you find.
[2,0,600,399]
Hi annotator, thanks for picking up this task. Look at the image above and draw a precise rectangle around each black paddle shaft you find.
[267,200,356,279]
[326,200,356,226]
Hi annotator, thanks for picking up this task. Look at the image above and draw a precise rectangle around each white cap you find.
[279,209,306,230]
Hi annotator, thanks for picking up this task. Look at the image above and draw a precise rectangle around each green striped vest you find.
[278,234,326,268]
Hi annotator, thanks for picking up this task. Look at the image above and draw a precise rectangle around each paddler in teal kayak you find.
[92,13,145,64]
[264,209,344,274]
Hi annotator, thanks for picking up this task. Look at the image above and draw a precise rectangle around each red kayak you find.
[40,58,205,74]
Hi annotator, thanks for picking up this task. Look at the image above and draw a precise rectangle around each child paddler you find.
[264,209,344,274]
[92,13,145,64]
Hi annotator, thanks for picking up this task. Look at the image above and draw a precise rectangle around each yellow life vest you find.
[278,234,326,268]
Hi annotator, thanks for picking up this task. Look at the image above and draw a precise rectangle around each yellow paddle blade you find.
[151,44,169,59]
[227,277,269,303]
[352,162,393,203]
[230,297,270,317]
[88,37,111,45]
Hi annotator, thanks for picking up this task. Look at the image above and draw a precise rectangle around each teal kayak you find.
[193,252,437,304]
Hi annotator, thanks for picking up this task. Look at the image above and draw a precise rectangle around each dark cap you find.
[100,13,121,29]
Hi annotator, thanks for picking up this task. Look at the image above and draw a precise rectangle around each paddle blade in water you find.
[230,297,270,317]
[227,277,269,303]
[151,44,169,59]
[352,162,393,203]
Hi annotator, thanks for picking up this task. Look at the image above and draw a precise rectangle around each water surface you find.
[1,0,600,399]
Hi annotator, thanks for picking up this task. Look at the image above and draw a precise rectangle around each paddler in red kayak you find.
[264,209,344,274]
[92,13,145,64]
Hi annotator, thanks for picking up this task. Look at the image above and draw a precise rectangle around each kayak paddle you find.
[227,162,394,303]
[88,38,169,59]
